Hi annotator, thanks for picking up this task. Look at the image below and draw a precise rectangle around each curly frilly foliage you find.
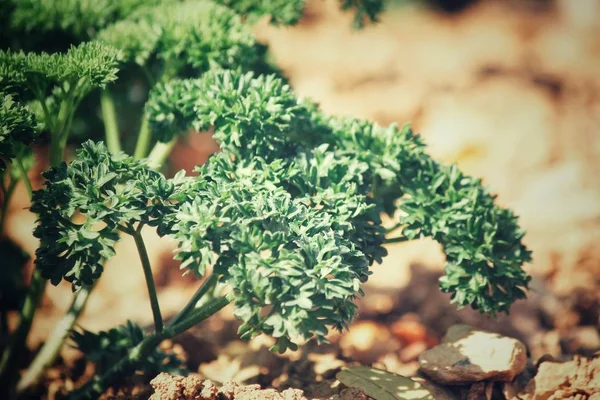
[218,0,386,27]
[324,118,531,313]
[7,0,159,39]
[0,93,38,171]
[31,141,185,289]
[33,70,531,353]
[0,42,120,108]
[70,320,185,375]
[147,69,531,324]
[96,0,258,72]
[146,70,326,152]
[171,149,384,351]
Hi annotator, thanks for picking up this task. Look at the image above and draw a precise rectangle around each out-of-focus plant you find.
[0,0,531,398]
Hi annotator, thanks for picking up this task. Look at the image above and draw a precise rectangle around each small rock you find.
[502,358,537,400]
[531,356,600,399]
[418,324,527,384]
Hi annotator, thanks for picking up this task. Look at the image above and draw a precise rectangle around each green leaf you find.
[0,92,38,171]
[8,0,158,39]
[31,140,185,290]
[97,0,257,72]
[337,366,438,400]
[70,320,185,375]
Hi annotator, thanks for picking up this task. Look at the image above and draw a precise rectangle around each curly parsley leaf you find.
[70,320,185,375]
[97,0,257,73]
[31,140,184,290]
[0,93,39,172]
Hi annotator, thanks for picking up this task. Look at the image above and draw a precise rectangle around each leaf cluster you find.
[171,148,384,351]
[147,69,531,324]
[96,0,258,73]
[70,320,185,375]
[146,70,326,152]
[0,42,120,105]
[0,93,38,171]
[7,0,159,39]
[340,0,387,28]
[31,141,184,290]
[216,0,307,25]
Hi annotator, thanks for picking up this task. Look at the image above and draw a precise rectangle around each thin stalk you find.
[385,221,404,234]
[55,95,73,140]
[0,178,17,236]
[133,117,151,160]
[100,89,121,154]
[132,227,163,332]
[14,158,33,199]
[384,236,411,244]
[146,138,176,170]
[16,284,93,393]
[134,63,176,162]
[17,225,132,393]
[71,293,233,400]
[49,134,65,168]
[169,274,218,326]
[0,269,46,395]
[0,136,66,391]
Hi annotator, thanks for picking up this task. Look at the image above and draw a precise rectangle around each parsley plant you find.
[0,1,530,398]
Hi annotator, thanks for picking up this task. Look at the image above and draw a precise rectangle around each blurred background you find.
[4,0,600,394]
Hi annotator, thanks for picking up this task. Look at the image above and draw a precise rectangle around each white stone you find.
[418,324,527,384]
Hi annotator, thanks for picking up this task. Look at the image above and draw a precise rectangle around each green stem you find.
[0,178,17,236]
[100,89,121,154]
[384,236,411,244]
[14,158,33,199]
[16,285,93,393]
[55,96,72,139]
[71,293,233,400]
[146,138,177,170]
[132,227,163,332]
[49,132,66,167]
[133,117,151,160]
[15,224,131,393]
[0,136,67,393]
[169,274,218,326]
[0,270,46,396]
[385,221,404,234]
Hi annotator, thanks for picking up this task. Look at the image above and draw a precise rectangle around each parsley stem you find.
[14,158,33,199]
[133,117,151,160]
[16,284,93,393]
[0,178,17,236]
[100,89,121,154]
[0,269,45,395]
[169,274,218,326]
[132,228,163,332]
[385,221,404,234]
[71,293,233,399]
[384,236,410,244]
[147,138,176,170]
[0,132,67,393]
